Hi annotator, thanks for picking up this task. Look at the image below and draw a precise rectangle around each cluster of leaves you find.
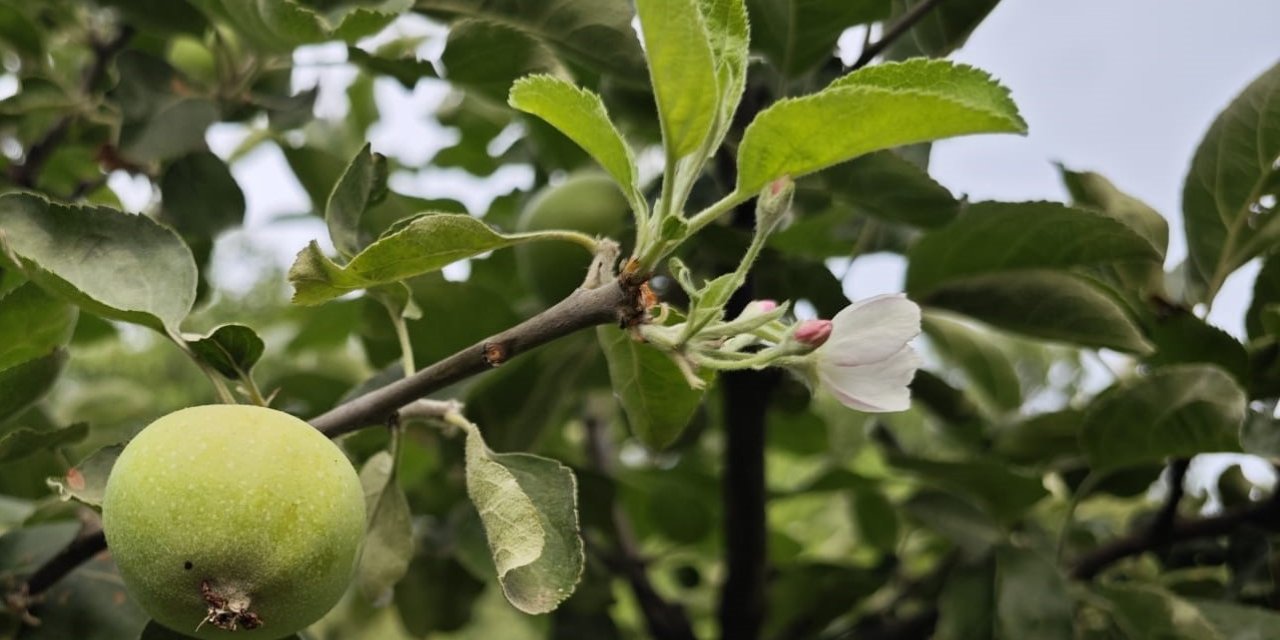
[0,0,1278,639]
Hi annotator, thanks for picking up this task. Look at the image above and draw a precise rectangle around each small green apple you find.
[515,172,630,305]
[102,405,365,639]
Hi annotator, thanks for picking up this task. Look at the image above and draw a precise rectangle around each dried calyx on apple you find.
[103,405,366,639]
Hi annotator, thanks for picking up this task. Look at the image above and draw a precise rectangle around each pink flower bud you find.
[754,300,778,312]
[793,319,833,347]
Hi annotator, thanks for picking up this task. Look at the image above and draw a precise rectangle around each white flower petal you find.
[818,344,921,412]
[822,294,921,366]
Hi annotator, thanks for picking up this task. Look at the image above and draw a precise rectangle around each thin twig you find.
[849,0,948,71]
[1148,458,1192,549]
[1071,488,1280,580]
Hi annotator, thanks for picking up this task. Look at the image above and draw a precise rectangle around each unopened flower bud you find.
[792,319,833,347]
[755,176,794,235]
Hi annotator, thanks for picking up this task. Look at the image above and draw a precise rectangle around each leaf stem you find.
[508,229,600,254]
[389,310,416,378]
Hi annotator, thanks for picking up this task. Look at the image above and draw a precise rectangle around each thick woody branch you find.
[311,279,634,437]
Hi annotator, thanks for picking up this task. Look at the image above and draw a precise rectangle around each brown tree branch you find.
[8,26,134,188]
[849,0,948,71]
[1071,487,1280,581]
[311,279,634,437]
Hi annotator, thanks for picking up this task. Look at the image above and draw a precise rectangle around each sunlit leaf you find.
[737,59,1025,193]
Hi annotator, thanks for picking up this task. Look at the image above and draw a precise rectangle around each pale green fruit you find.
[103,405,365,639]
[515,172,630,305]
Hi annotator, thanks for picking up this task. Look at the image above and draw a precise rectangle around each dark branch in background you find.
[11,527,105,604]
[1072,485,1280,580]
[584,416,697,640]
[11,279,639,612]
[1149,458,1192,549]
[8,26,135,188]
[849,0,947,70]
[312,279,634,436]
[714,81,774,640]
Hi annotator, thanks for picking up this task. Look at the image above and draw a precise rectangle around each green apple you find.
[515,172,630,305]
[102,405,365,639]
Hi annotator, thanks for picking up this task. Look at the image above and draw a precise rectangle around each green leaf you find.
[820,150,960,228]
[890,455,1047,522]
[460,418,583,614]
[1193,598,1280,639]
[1081,365,1245,471]
[1248,254,1280,340]
[419,0,648,82]
[0,281,77,371]
[0,349,67,426]
[935,559,995,640]
[508,75,643,212]
[901,490,1003,556]
[1096,583,1222,640]
[46,444,124,508]
[921,270,1152,354]
[995,546,1074,640]
[0,193,197,333]
[327,143,388,258]
[1059,166,1168,258]
[288,214,584,305]
[635,0,719,160]
[907,201,1161,294]
[992,409,1083,467]
[597,325,713,450]
[119,97,219,165]
[159,151,246,239]
[923,311,1022,412]
[736,59,1026,193]
[1143,306,1249,387]
[746,0,889,76]
[1183,61,1280,299]
[182,323,265,380]
[697,0,750,156]
[442,20,563,102]
[188,0,409,53]
[356,450,413,605]
[393,548,486,634]
[885,0,1000,58]
[346,45,437,89]
[851,487,898,552]
[0,422,88,463]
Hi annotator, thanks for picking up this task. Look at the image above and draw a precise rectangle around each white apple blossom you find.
[795,294,922,412]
